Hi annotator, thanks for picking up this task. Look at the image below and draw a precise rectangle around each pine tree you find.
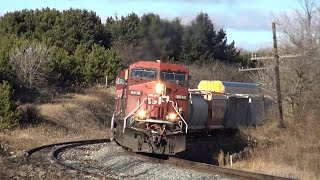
[0,81,20,130]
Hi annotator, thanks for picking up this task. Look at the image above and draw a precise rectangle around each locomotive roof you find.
[130,60,189,72]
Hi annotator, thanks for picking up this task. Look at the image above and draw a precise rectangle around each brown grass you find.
[1,87,115,151]
[0,86,115,179]
[231,111,320,180]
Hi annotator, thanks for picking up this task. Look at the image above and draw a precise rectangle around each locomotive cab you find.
[111,60,189,155]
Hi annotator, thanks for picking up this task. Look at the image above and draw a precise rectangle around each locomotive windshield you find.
[161,72,186,82]
[131,68,157,79]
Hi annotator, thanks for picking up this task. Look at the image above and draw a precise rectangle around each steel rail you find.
[26,139,109,156]
[26,139,113,179]
[27,138,293,180]
[166,157,292,180]
[123,149,292,180]
[50,139,114,179]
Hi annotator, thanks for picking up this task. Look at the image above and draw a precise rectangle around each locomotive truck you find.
[111,60,269,155]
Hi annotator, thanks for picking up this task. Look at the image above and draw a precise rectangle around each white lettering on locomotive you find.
[147,98,158,105]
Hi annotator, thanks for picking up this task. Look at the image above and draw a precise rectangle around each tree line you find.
[0,8,249,129]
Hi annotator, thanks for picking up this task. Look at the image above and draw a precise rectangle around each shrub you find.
[0,81,20,130]
[19,103,40,126]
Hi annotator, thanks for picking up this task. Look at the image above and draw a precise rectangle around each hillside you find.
[0,87,114,178]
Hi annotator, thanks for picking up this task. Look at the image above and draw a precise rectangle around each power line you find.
[238,67,272,72]
[238,54,300,72]
[251,54,300,61]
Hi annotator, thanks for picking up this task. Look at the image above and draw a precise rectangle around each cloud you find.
[178,9,272,31]
[100,0,274,32]
[174,0,255,4]
[235,40,271,51]
[212,9,272,31]
[106,0,254,4]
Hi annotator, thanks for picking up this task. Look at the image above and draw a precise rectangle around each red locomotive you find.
[111,60,189,155]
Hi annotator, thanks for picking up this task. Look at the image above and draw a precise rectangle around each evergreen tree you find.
[0,8,248,90]
[84,44,107,83]
[0,8,110,53]
[180,13,243,64]
[48,46,75,86]
[180,13,216,63]
[0,35,15,82]
[73,43,89,81]
[105,47,122,82]
[84,44,122,83]
[0,81,20,130]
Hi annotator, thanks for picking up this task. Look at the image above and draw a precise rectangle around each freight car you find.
[111,60,189,155]
[188,85,270,133]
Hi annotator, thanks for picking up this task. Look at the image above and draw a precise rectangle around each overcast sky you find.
[0,0,301,50]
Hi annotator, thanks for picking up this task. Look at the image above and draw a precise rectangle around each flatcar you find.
[111,60,189,155]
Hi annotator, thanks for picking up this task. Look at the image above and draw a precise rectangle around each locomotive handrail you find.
[123,97,188,134]
[169,100,188,133]
[111,113,115,131]
[123,98,148,132]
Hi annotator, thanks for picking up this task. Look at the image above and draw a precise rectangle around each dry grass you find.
[231,111,320,180]
[1,87,115,151]
[0,86,115,179]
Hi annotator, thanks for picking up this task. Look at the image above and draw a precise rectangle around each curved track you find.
[26,139,112,179]
[27,139,291,180]
[26,139,109,156]
[167,157,290,180]
[123,149,291,180]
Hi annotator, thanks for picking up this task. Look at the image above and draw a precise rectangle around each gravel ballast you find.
[60,142,234,180]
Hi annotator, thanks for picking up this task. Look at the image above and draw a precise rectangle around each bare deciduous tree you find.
[186,61,252,88]
[10,44,51,95]
[254,0,320,123]
[112,39,140,66]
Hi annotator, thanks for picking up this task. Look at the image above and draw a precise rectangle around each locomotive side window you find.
[161,72,186,82]
[175,73,186,81]
[131,68,157,79]
[116,77,125,85]
[162,72,175,81]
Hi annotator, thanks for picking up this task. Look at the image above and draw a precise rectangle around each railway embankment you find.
[1,87,319,179]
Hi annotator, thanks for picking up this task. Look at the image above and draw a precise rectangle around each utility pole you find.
[272,22,284,128]
[239,22,287,128]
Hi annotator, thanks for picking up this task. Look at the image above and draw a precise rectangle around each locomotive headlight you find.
[166,113,179,122]
[169,113,177,120]
[155,83,164,95]
[178,107,184,116]
[137,109,147,120]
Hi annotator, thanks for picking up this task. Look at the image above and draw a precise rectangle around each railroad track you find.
[26,139,292,180]
[124,149,291,180]
[26,139,112,179]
